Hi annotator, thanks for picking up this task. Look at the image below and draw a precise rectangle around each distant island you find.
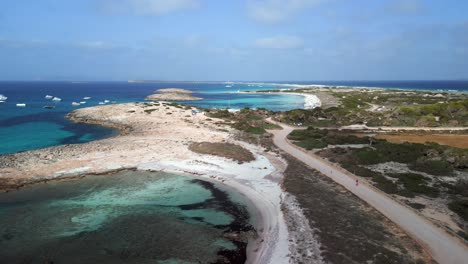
[145,88,203,101]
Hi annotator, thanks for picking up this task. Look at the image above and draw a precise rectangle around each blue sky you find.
[0,0,467,81]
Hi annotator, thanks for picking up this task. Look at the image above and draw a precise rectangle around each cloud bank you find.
[247,0,324,23]
[254,35,304,49]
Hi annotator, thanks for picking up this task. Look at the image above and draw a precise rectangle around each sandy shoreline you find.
[0,102,321,263]
[240,91,322,110]
[281,92,321,109]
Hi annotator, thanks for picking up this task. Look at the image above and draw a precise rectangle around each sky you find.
[0,0,467,81]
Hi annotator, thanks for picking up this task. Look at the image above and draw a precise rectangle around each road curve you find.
[268,120,468,264]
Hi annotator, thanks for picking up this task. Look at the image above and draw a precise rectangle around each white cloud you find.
[184,35,204,47]
[78,41,107,49]
[102,0,199,16]
[385,0,424,15]
[0,38,49,48]
[254,35,304,49]
[247,0,324,23]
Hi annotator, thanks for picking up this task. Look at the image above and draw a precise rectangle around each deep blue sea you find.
[1,80,467,155]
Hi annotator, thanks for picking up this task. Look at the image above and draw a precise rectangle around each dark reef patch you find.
[188,179,255,264]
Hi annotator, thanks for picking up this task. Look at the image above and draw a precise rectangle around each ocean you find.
[1,80,467,155]
[0,170,253,263]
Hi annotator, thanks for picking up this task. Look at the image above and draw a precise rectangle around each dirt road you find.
[268,120,468,264]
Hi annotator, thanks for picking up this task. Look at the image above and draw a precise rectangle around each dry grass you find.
[189,142,255,162]
[374,134,468,149]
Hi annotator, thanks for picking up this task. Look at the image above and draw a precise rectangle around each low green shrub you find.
[287,128,327,141]
[143,108,157,114]
[259,122,282,130]
[341,164,379,178]
[372,174,398,194]
[448,199,468,221]
[444,180,468,197]
[410,160,454,176]
[293,139,328,150]
[355,148,388,164]
[408,203,426,210]
[388,173,439,198]
[245,126,266,135]
[207,109,233,119]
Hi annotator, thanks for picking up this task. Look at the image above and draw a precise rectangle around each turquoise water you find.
[0,171,252,263]
[0,81,304,155]
[0,122,74,153]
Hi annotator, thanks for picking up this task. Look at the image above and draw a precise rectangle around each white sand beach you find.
[282,92,322,109]
[239,90,322,110]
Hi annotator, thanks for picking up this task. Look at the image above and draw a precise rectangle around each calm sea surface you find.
[0,171,253,263]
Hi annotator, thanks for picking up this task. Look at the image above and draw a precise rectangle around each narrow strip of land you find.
[268,119,468,264]
[339,124,468,131]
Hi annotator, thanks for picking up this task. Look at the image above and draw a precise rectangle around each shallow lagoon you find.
[0,171,253,263]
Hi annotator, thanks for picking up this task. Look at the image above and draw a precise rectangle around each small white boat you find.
[83,97,91,100]
[52,97,62,102]
[0,100,5,103]
[79,101,86,104]
[45,95,53,99]
[104,99,110,103]
[225,85,232,88]
[0,94,7,100]
[16,103,26,107]
[98,102,105,105]
[71,102,80,106]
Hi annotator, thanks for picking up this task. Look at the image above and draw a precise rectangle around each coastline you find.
[239,91,322,110]
[281,92,321,109]
[240,81,468,93]
[0,102,320,263]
